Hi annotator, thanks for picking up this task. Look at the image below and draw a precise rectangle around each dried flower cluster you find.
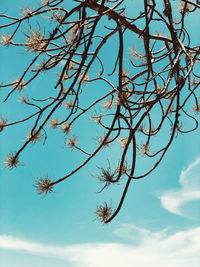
[118,136,128,148]
[65,136,78,149]
[97,135,111,148]
[49,118,60,128]
[25,30,47,52]
[95,203,112,223]
[79,72,90,85]
[61,122,72,135]
[34,176,54,196]
[21,6,33,17]
[179,1,193,13]
[26,130,41,143]
[41,0,50,6]
[4,153,20,169]
[0,33,12,46]
[13,78,26,92]
[103,99,115,110]
[64,100,74,110]
[95,164,118,192]
[0,117,7,132]
[19,95,29,104]
[35,59,47,72]
[192,103,200,114]
[48,9,64,22]
[139,143,151,156]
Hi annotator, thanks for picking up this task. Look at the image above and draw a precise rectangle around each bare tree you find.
[0,0,200,223]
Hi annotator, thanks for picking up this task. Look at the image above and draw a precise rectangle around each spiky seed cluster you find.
[49,118,60,128]
[96,165,117,191]
[0,33,13,46]
[176,122,183,131]
[118,136,128,147]
[61,122,71,134]
[122,69,129,76]
[95,203,112,223]
[79,72,89,85]
[139,143,151,156]
[122,69,129,83]
[145,125,155,135]
[19,95,29,104]
[116,161,130,175]
[190,78,199,87]
[167,104,174,116]
[64,100,74,110]
[0,117,7,132]
[35,60,47,72]
[137,123,145,134]
[26,130,41,143]
[4,153,20,169]
[61,87,67,95]
[21,6,33,17]
[91,112,103,125]
[49,10,64,22]
[13,78,26,92]
[192,103,200,114]
[179,1,193,13]
[65,136,78,149]
[102,99,114,110]
[69,62,76,70]
[130,45,143,60]
[25,30,47,52]
[98,135,110,148]
[41,0,50,5]
[169,122,183,137]
[34,176,54,196]
[117,90,131,106]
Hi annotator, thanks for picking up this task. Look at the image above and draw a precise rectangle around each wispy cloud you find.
[0,225,200,267]
[159,157,200,216]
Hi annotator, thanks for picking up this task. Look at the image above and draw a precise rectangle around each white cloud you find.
[159,156,200,216]
[0,225,200,267]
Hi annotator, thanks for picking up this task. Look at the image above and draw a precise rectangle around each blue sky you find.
[0,0,200,266]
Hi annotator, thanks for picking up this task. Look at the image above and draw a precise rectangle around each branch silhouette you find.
[0,0,199,223]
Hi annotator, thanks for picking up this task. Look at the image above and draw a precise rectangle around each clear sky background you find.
[0,0,200,267]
